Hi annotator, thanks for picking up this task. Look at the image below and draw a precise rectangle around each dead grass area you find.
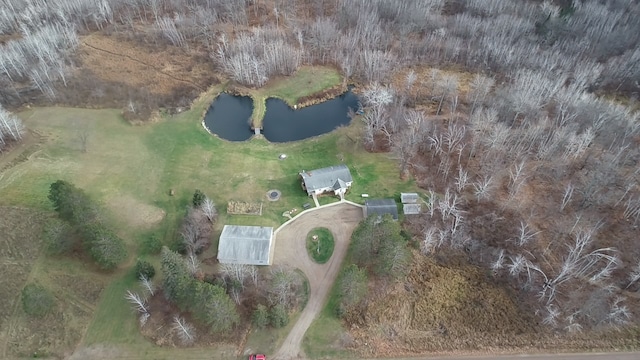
[79,34,215,96]
[106,195,166,230]
[227,200,263,215]
[0,207,109,359]
[390,65,475,115]
[349,253,541,357]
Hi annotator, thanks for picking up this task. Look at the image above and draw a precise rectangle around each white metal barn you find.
[217,225,275,265]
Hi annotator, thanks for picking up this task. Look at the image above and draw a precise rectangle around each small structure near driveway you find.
[217,225,275,265]
[299,164,353,200]
[401,192,421,215]
[363,198,399,220]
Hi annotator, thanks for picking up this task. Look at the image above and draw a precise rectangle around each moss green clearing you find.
[0,67,419,357]
[239,66,342,128]
[305,227,335,264]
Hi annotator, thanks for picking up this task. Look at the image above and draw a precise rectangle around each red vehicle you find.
[249,355,266,360]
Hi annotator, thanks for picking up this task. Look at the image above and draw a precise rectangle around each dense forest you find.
[2,0,640,340]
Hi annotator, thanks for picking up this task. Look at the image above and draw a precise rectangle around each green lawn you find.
[0,67,419,357]
[306,227,335,264]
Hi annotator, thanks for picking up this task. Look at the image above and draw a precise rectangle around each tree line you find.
[0,104,24,151]
[336,214,412,322]
[46,180,127,269]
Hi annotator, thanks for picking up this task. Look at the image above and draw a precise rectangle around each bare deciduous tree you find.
[124,290,148,314]
[220,263,248,290]
[140,275,155,296]
[201,197,217,222]
[172,315,196,345]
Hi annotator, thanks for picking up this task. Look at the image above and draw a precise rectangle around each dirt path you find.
[271,202,363,360]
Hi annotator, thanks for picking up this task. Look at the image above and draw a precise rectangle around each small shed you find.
[299,164,353,198]
[363,198,399,220]
[217,225,274,265]
[401,192,419,204]
[403,203,422,215]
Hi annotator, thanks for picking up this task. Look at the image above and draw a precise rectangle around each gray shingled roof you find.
[403,203,422,215]
[401,192,419,203]
[365,198,399,220]
[300,164,352,192]
[217,225,274,265]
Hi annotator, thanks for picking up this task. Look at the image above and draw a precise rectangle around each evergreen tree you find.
[349,215,411,278]
[270,303,289,328]
[192,189,206,208]
[135,259,156,279]
[82,223,127,270]
[252,304,269,329]
[161,247,192,307]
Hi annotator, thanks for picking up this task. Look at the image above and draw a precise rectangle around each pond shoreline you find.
[202,89,359,143]
[225,83,349,129]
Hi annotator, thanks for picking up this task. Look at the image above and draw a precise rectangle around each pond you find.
[262,91,359,143]
[203,91,359,142]
[203,93,254,141]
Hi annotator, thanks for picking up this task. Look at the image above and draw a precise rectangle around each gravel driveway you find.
[271,202,363,360]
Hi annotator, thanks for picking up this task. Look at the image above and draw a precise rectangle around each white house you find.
[299,164,353,199]
[217,225,275,265]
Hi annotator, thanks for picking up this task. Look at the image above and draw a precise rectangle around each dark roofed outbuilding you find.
[363,198,399,220]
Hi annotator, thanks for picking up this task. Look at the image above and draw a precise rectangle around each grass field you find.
[0,66,419,358]
[306,227,335,264]
[234,66,343,128]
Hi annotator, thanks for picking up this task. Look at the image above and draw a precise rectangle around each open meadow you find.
[0,68,418,358]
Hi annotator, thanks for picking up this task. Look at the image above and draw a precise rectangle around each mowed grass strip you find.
[306,227,335,264]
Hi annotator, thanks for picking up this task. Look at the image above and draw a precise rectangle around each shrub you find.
[140,235,162,255]
[252,304,269,329]
[21,283,55,317]
[270,304,289,328]
[192,189,206,208]
[135,259,156,279]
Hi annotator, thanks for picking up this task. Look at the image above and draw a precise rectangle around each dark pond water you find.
[262,91,359,143]
[204,91,359,142]
[203,93,254,141]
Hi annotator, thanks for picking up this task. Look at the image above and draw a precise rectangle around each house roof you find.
[300,164,353,192]
[401,192,419,203]
[217,225,274,265]
[403,203,422,215]
[365,198,399,220]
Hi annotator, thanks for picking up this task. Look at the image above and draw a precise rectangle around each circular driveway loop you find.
[271,202,363,360]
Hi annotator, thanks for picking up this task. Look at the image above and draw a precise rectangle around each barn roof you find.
[365,198,399,220]
[217,225,274,265]
[401,192,420,204]
[300,164,352,192]
[403,203,422,215]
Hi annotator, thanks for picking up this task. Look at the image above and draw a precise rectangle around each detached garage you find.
[363,198,399,220]
[217,225,275,265]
